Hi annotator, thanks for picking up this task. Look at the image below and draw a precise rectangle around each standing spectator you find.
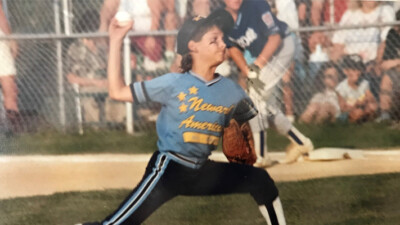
[67,10,125,126]
[184,0,221,19]
[330,1,395,63]
[376,9,400,122]
[300,61,343,124]
[308,0,348,63]
[0,2,20,134]
[296,0,312,27]
[99,0,178,72]
[176,0,219,22]
[336,54,378,123]
[311,0,347,26]
[219,0,314,166]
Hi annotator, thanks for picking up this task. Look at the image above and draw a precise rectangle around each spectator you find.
[176,0,215,22]
[296,0,312,27]
[376,9,400,122]
[311,0,348,26]
[336,54,378,123]
[99,0,178,72]
[300,61,343,124]
[184,0,221,20]
[331,1,395,63]
[364,60,382,101]
[0,2,21,134]
[379,9,400,72]
[67,10,125,126]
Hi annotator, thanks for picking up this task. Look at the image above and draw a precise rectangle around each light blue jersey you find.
[130,71,257,160]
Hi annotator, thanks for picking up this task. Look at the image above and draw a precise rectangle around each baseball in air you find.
[115,11,132,27]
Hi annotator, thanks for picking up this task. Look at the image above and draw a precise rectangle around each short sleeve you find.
[130,73,176,104]
[379,5,395,41]
[382,29,398,60]
[254,1,281,36]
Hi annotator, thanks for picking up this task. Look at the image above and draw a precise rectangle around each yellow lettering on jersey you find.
[188,97,234,114]
[183,132,220,146]
[179,115,223,132]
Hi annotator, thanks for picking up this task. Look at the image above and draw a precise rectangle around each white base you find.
[306,148,364,161]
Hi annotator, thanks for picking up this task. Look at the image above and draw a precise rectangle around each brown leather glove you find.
[222,119,256,165]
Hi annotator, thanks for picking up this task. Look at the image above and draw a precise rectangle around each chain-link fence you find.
[0,0,400,137]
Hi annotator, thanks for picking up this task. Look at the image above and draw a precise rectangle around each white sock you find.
[258,197,286,225]
[287,126,309,146]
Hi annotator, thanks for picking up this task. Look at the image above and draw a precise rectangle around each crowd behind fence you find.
[0,0,400,137]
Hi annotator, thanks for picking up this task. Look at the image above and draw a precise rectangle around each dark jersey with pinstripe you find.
[223,0,290,59]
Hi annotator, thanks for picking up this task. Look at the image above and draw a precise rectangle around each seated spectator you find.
[364,60,382,101]
[99,0,177,73]
[336,54,378,123]
[377,67,400,122]
[300,61,343,124]
[330,1,395,63]
[376,9,400,122]
[67,10,125,126]
[0,2,21,134]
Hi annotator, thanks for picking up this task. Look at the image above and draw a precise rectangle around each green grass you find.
[1,173,399,225]
[0,130,158,155]
[1,122,399,155]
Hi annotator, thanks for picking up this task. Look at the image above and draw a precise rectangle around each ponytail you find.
[180,53,193,73]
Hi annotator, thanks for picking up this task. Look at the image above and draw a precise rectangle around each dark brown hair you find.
[179,21,220,72]
[180,54,193,73]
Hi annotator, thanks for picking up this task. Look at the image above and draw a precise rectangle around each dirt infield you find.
[1,150,400,200]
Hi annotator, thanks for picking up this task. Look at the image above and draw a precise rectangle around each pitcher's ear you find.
[188,40,197,53]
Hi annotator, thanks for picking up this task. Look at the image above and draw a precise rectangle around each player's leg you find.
[267,104,313,163]
[247,97,276,168]
[191,161,286,224]
[80,152,176,225]
[258,34,313,164]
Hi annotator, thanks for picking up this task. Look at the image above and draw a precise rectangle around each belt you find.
[166,151,207,169]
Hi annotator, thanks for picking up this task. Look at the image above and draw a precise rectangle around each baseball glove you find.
[222,119,256,165]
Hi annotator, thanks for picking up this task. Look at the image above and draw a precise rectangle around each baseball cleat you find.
[254,157,279,168]
[281,137,314,164]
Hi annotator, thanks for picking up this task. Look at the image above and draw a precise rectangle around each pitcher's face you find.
[193,26,226,67]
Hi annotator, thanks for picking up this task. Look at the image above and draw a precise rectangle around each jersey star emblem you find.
[189,86,198,95]
[177,92,187,102]
[179,103,188,113]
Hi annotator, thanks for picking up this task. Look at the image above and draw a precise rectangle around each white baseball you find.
[115,11,132,27]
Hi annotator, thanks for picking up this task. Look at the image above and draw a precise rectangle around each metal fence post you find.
[54,0,66,131]
[123,36,134,134]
